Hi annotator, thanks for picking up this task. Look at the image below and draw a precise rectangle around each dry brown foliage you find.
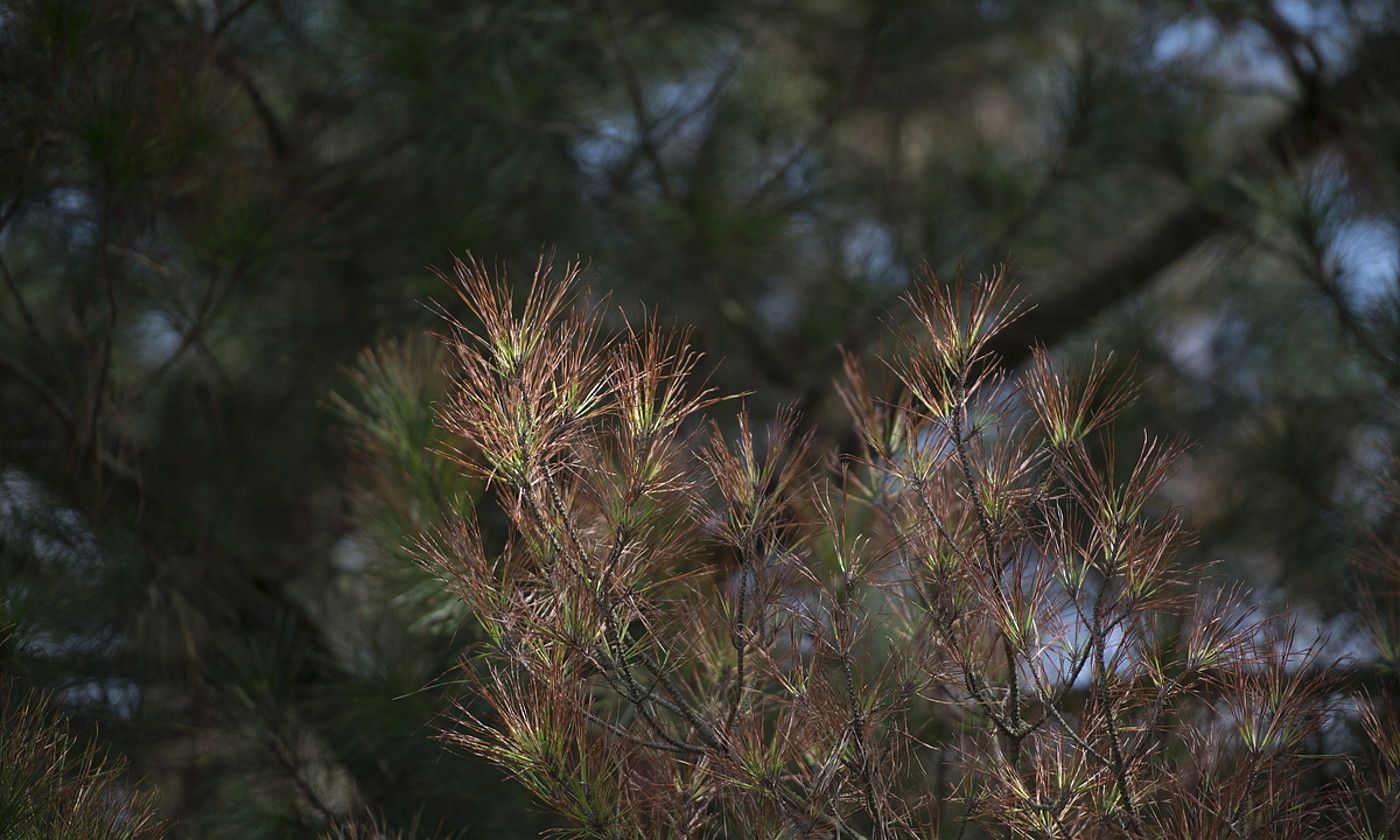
[422,254,1397,839]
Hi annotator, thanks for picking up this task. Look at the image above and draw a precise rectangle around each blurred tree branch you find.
[987,28,1400,369]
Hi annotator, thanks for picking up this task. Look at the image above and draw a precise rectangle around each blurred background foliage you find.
[1,0,1399,836]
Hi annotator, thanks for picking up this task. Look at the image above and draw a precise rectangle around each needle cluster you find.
[425,255,1396,839]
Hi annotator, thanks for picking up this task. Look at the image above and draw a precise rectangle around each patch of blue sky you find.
[1330,218,1399,312]
[841,220,903,289]
[1151,10,1291,96]
[59,679,142,720]
[1,469,101,571]
[133,309,185,368]
[570,116,638,182]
